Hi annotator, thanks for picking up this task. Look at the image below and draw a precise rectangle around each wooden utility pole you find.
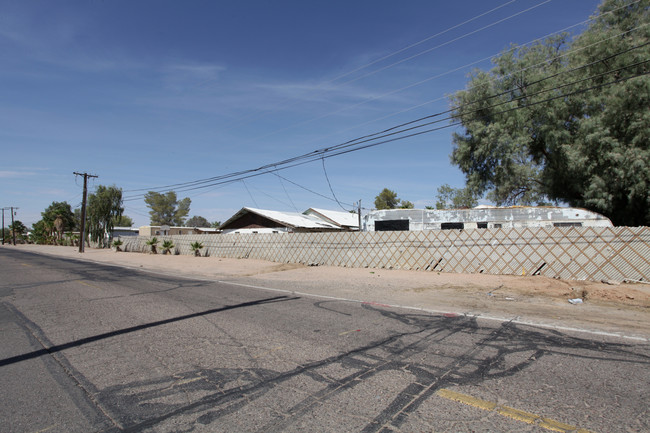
[1,207,7,245]
[357,200,362,232]
[10,207,17,245]
[74,172,98,253]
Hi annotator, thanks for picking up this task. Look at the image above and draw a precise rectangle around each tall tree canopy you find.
[42,201,76,230]
[185,215,211,227]
[87,185,124,246]
[112,215,134,227]
[374,188,413,210]
[31,201,75,244]
[449,0,649,226]
[144,191,191,226]
[435,184,479,209]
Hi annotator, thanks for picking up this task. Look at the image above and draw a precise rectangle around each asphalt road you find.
[1,248,648,433]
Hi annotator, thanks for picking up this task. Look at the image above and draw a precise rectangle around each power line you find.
[241,0,555,143]
[123,18,645,199]
[330,42,650,152]
[277,175,299,212]
[273,15,647,153]
[122,46,648,203]
[272,172,356,208]
[123,66,648,203]
[328,0,553,90]
[237,0,640,146]
[245,180,296,210]
[222,0,522,132]
[241,180,259,208]
[321,157,348,211]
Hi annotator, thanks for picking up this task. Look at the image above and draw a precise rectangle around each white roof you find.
[304,208,359,228]
[224,207,340,230]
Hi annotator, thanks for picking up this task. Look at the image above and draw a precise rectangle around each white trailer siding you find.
[363,207,613,231]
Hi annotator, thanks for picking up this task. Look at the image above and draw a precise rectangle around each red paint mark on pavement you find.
[362,301,392,308]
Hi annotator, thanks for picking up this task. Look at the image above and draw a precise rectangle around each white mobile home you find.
[363,206,613,231]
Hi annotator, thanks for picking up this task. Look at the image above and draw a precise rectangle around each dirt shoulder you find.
[6,244,649,339]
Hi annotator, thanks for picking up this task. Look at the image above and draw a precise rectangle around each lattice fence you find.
[121,226,650,282]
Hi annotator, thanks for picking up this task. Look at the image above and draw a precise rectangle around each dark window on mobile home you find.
[441,222,464,230]
[553,222,582,227]
[375,220,409,231]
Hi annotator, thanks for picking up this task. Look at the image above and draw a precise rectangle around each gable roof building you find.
[219,207,349,234]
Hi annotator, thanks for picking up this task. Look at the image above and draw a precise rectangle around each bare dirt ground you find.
[6,244,649,339]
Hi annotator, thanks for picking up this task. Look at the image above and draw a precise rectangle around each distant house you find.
[112,226,140,237]
[138,226,216,236]
[219,207,354,234]
[363,206,613,231]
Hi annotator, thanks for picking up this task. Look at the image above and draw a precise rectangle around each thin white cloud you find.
[162,63,227,91]
[0,170,38,178]
[255,80,407,106]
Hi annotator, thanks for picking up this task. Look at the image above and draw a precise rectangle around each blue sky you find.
[1,0,603,228]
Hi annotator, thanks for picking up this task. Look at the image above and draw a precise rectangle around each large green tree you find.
[435,184,479,209]
[144,191,191,226]
[42,201,76,230]
[449,0,649,226]
[31,201,75,244]
[374,188,413,210]
[185,215,210,227]
[112,215,134,227]
[9,220,27,240]
[87,185,124,246]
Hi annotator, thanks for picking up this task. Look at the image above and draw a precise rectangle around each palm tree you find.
[161,240,175,255]
[145,237,159,254]
[190,241,204,257]
[112,239,123,252]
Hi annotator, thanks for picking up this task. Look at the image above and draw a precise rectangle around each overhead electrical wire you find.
[302,67,650,161]
[244,181,297,210]
[249,1,642,145]
[240,0,556,142]
[124,7,643,199]
[123,60,649,202]
[297,21,648,149]
[321,157,348,211]
[223,0,523,131]
[277,175,299,212]
[240,180,259,208]
[123,65,650,204]
[122,1,647,207]
[332,40,650,151]
[326,0,553,90]
[272,172,356,208]
[123,40,649,202]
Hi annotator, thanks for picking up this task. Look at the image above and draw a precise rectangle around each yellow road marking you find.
[437,388,496,411]
[496,405,539,425]
[339,329,361,336]
[173,376,203,386]
[78,280,101,289]
[436,388,596,433]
